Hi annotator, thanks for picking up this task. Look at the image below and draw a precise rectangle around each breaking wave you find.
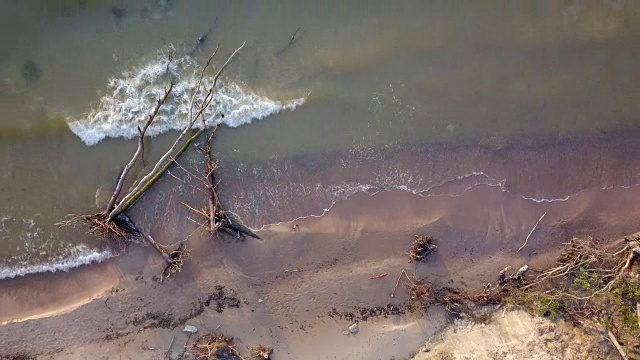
[0,246,113,280]
[67,46,305,146]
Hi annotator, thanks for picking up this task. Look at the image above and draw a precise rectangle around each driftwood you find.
[58,42,250,281]
[104,83,174,215]
[517,212,546,253]
[108,41,245,222]
[289,27,301,45]
[608,330,629,360]
[181,128,260,240]
[204,126,221,232]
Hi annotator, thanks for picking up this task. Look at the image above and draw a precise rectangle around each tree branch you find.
[108,42,246,221]
[104,83,173,214]
[517,212,546,253]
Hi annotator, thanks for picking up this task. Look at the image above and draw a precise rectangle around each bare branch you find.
[517,212,546,253]
[189,44,219,124]
[290,27,301,45]
[109,42,246,220]
[105,83,173,214]
[608,330,629,360]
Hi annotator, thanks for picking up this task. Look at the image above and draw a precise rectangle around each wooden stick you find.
[164,335,175,359]
[607,330,629,360]
[289,27,301,44]
[517,212,547,253]
[391,269,406,298]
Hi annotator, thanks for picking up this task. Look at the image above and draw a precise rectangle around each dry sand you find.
[412,310,617,360]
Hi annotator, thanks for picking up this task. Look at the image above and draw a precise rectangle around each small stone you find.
[258,298,264,303]
[516,264,529,280]
[183,325,198,334]
[140,6,151,19]
[446,123,456,133]
[21,60,41,83]
[349,323,359,334]
[112,6,127,19]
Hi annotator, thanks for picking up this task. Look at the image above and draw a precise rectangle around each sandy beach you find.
[2,133,640,359]
[0,2,638,358]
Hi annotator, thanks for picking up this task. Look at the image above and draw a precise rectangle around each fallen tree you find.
[58,42,247,280]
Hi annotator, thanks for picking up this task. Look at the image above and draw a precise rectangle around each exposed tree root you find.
[136,227,189,283]
[181,201,260,241]
[160,243,190,282]
[56,212,137,240]
[407,280,433,312]
[501,234,640,356]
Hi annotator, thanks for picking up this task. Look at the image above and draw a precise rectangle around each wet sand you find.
[2,134,640,359]
[0,260,119,325]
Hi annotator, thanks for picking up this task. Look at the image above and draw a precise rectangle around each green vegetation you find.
[502,236,640,356]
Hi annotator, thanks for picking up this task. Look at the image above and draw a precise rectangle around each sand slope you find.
[413,310,617,360]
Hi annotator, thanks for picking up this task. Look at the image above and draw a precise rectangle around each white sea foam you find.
[67,47,305,146]
[0,246,113,280]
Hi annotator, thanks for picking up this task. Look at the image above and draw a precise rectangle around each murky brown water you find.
[0,0,638,277]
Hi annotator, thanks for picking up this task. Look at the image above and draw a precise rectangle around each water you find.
[0,0,638,278]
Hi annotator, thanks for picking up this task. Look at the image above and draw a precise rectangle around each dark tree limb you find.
[205,125,220,232]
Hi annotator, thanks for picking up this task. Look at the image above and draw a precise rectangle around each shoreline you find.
[2,130,640,358]
[0,259,120,325]
[2,179,640,358]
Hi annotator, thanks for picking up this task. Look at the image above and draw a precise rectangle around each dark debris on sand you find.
[409,235,437,262]
[121,286,241,332]
[204,285,241,313]
[20,60,41,83]
[0,353,37,360]
[328,304,404,322]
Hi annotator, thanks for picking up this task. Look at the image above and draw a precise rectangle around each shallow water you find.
[0,0,638,277]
